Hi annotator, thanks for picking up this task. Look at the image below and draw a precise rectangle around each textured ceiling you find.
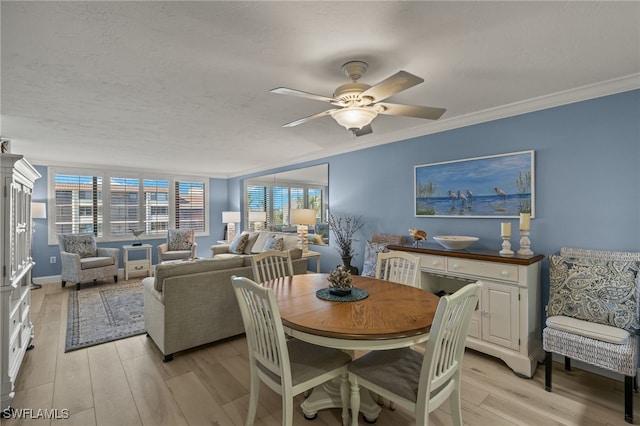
[2,1,639,178]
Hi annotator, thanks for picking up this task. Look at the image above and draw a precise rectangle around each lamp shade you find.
[32,202,47,219]
[290,208,316,225]
[330,106,379,130]
[222,211,241,223]
[248,211,267,222]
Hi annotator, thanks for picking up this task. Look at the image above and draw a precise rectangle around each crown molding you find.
[229,74,640,178]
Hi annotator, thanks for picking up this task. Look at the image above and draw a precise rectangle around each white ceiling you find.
[2,1,639,178]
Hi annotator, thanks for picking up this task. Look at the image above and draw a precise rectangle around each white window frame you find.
[47,166,209,245]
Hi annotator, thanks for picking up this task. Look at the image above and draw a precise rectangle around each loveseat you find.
[142,246,307,362]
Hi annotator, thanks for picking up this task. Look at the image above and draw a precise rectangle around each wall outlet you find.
[50,256,56,264]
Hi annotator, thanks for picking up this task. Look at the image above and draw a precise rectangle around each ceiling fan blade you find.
[360,71,424,103]
[378,102,446,120]
[282,109,338,127]
[271,87,337,103]
[352,124,373,137]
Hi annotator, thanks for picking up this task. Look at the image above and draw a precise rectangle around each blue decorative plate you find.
[316,287,368,302]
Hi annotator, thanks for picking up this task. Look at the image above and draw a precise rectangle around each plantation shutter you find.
[307,188,322,222]
[290,187,304,210]
[109,177,139,236]
[54,174,103,236]
[273,186,289,225]
[246,184,267,223]
[175,181,205,231]
[143,179,169,235]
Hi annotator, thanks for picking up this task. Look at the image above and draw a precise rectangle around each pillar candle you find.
[501,222,511,237]
[519,213,531,231]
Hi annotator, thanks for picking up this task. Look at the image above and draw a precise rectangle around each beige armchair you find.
[57,233,119,291]
[157,229,197,262]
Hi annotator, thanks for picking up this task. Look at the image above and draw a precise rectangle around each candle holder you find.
[499,236,514,256]
[517,230,534,256]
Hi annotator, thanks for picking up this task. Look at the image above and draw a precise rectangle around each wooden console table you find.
[388,243,545,378]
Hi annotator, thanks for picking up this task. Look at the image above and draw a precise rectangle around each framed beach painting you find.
[414,150,534,218]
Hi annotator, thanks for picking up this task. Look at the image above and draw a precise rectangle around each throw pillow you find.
[168,229,193,251]
[243,232,260,254]
[361,241,389,277]
[547,255,640,333]
[64,234,97,258]
[229,232,250,254]
[262,236,284,251]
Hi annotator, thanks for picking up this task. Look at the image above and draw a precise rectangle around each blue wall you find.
[234,90,640,306]
[31,90,640,292]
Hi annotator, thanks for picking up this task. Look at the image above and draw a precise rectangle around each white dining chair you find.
[348,281,482,426]
[231,275,351,426]
[251,250,294,283]
[375,251,421,287]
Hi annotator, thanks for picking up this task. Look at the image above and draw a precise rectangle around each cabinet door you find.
[481,281,519,350]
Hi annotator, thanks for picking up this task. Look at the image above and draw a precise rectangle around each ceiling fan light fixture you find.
[330,107,379,131]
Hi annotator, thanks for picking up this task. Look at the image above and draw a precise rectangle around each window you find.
[244,180,326,227]
[49,168,208,244]
[110,177,140,236]
[144,179,170,235]
[175,181,205,232]
[53,174,103,236]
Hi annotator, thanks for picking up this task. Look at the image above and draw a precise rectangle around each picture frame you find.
[414,150,534,218]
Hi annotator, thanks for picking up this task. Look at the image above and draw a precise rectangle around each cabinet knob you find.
[500,270,509,277]
[481,309,489,317]
[451,264,460,270]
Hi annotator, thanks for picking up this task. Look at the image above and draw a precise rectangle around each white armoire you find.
[0,153,41,414]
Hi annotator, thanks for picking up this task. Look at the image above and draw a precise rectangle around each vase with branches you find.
[327,213,365,274]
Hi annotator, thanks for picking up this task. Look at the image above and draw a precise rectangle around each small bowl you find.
[433,236,479,250]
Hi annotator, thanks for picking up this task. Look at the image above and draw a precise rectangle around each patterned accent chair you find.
[543,247,640,424]
[57,233,119,291]
[157,229,198,262]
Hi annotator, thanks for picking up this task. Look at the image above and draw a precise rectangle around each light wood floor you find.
[5,280,636,426]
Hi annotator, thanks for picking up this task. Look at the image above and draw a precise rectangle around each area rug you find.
[65,280,145,352]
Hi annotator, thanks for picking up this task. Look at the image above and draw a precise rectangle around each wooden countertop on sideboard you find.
[387,243,545,266]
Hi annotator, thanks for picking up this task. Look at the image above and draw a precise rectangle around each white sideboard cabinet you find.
[388,244,545,378]
[1,154,41,415]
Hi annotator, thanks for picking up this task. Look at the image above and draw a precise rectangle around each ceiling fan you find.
[271,61,446,136]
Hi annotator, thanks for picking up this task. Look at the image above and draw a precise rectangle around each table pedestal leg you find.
[301,378,381,424]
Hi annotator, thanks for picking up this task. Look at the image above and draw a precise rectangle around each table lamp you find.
[222,211,241,242]
[291,208,316,252]
[248,211,267,232]
[31,202,47,290]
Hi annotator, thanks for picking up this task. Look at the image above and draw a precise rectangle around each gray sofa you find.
[142,248,307,362]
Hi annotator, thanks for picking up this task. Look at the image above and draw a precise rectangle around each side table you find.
[123,244,153,280]
[302,250,321,273]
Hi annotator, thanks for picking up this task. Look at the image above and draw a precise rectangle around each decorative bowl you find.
[433,236,479,250]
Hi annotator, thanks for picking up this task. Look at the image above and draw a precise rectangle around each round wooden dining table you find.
[261,273,441,422]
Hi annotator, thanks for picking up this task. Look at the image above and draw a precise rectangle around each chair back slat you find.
[418,281,482,406]
[232,276,292,385]
[375,251,421,287]
[252,250,294,283]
